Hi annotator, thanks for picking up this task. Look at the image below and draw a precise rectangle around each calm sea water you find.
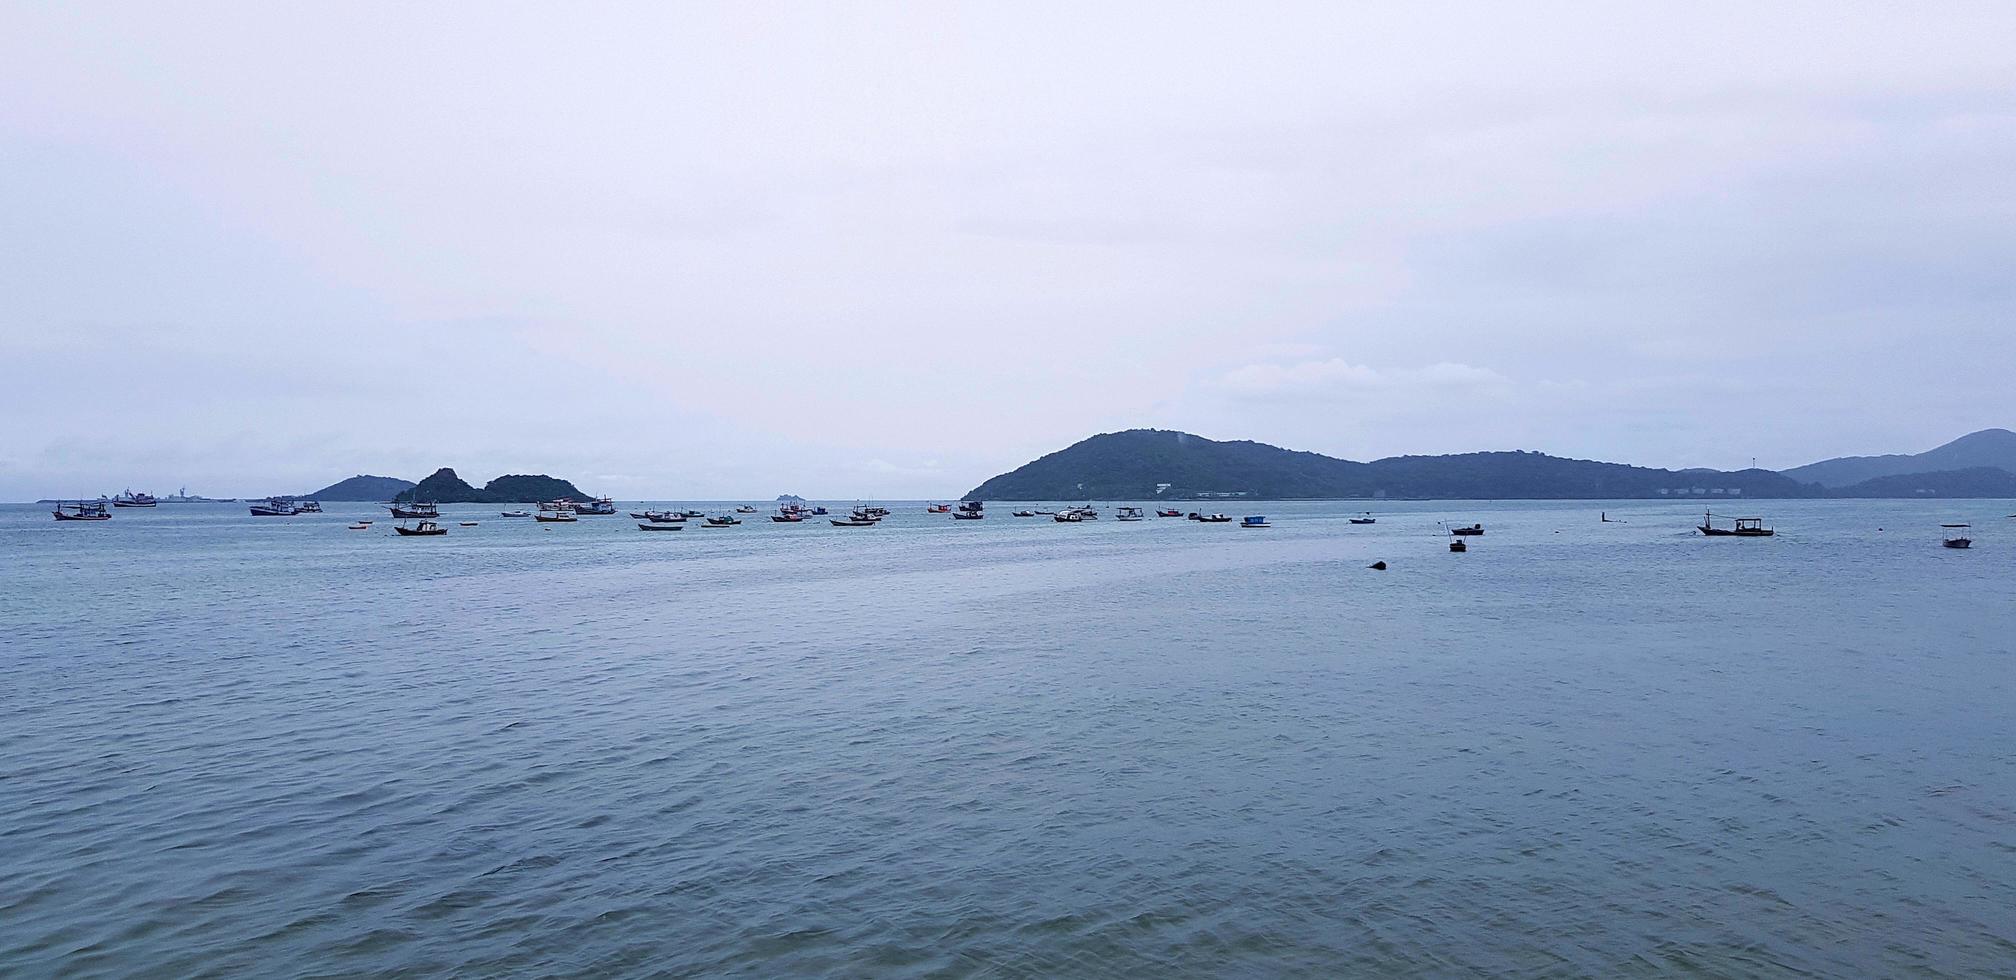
[3,499,2013,977]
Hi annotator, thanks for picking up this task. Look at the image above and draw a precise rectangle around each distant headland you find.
[965,428,2016,500]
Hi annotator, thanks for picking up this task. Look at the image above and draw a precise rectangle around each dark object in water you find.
[1369,561,1387,570]
[395,521,447,536]
[1448,539,1466,553]
[1942,524,1973,549]
[1350,512,1376,524]
[1449,524,1484,536]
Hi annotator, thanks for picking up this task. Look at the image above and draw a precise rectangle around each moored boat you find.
[573,496,617,516]
[1157,509,1182,518]
[1240,515,1271,528]
[395,520,447,536]
[1116,506,1144,521]
[389,501,439,519]
[535,502,578,523]
[250,498,298,516]
[1449,523,1485,536]
[501,510,530,518]
[1942,524,1973,549]
[831,517,877,527]
[294,500,322,513]
[736,505,758,513]
[1349,512,1376,524]
[112,489,158,507]
[638,521,684,531]
[705,515,741,526]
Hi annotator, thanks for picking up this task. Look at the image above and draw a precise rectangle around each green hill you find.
[966,429,1821,500]
[305,474,416,501]
[393,468,592,503]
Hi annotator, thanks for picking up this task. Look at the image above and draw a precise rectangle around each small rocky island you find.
[393,468,593,504]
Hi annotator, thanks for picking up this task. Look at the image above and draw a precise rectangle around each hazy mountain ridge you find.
[304,474,416,501]
[1783,428,2016,487]
[967,429,2016,500]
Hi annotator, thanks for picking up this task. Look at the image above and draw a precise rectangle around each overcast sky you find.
[4,3,2013,499]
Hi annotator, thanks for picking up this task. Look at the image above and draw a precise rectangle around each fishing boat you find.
[395,520,447,536]
[1116,506,1145,521]
[249,498,298,516]
[736,505,758,513]
[295,500,322,513]
[1240,515,1271,528]
[347,522,370,530]
[770,512,804,523]
[638,521,684,531]
[1189,512,1232,523]
[927,503,951,513]
[574,496,617,516]
[459,521,478,527]
[1349,512,1376,524]
[677,509,704,519]
[1012,510,1036,518]
[1052,510,1083,523]
[52,500,112,521]
[1942,524,1973,549]
[1449,536,1467,553]
[111,489,157,507]
[957,500,985,517]
[535,502,578,523]
[705,515,741,526]
[1449,523,1485,536]
[501,510,530,518]
[1157,509,1183,518]
[831,517,877,527]
[1697,512,1772,537]
[388,501,439,519]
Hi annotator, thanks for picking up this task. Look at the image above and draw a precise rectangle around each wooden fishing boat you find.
[250,498,298,516]
[1449,523,1484,536]
[395,520,447,536]
[1697,512,1771,537]
[638,522,684,531]
[52,500,112,521]
[830,518,877,527]
[1942,524,1973,549]
[1157,509,1182,517]
[705,515,741,526]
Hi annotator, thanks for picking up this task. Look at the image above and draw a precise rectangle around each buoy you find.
[1369,561,1387,570]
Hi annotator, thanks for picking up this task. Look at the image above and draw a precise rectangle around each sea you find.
[3,498,2012,978]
